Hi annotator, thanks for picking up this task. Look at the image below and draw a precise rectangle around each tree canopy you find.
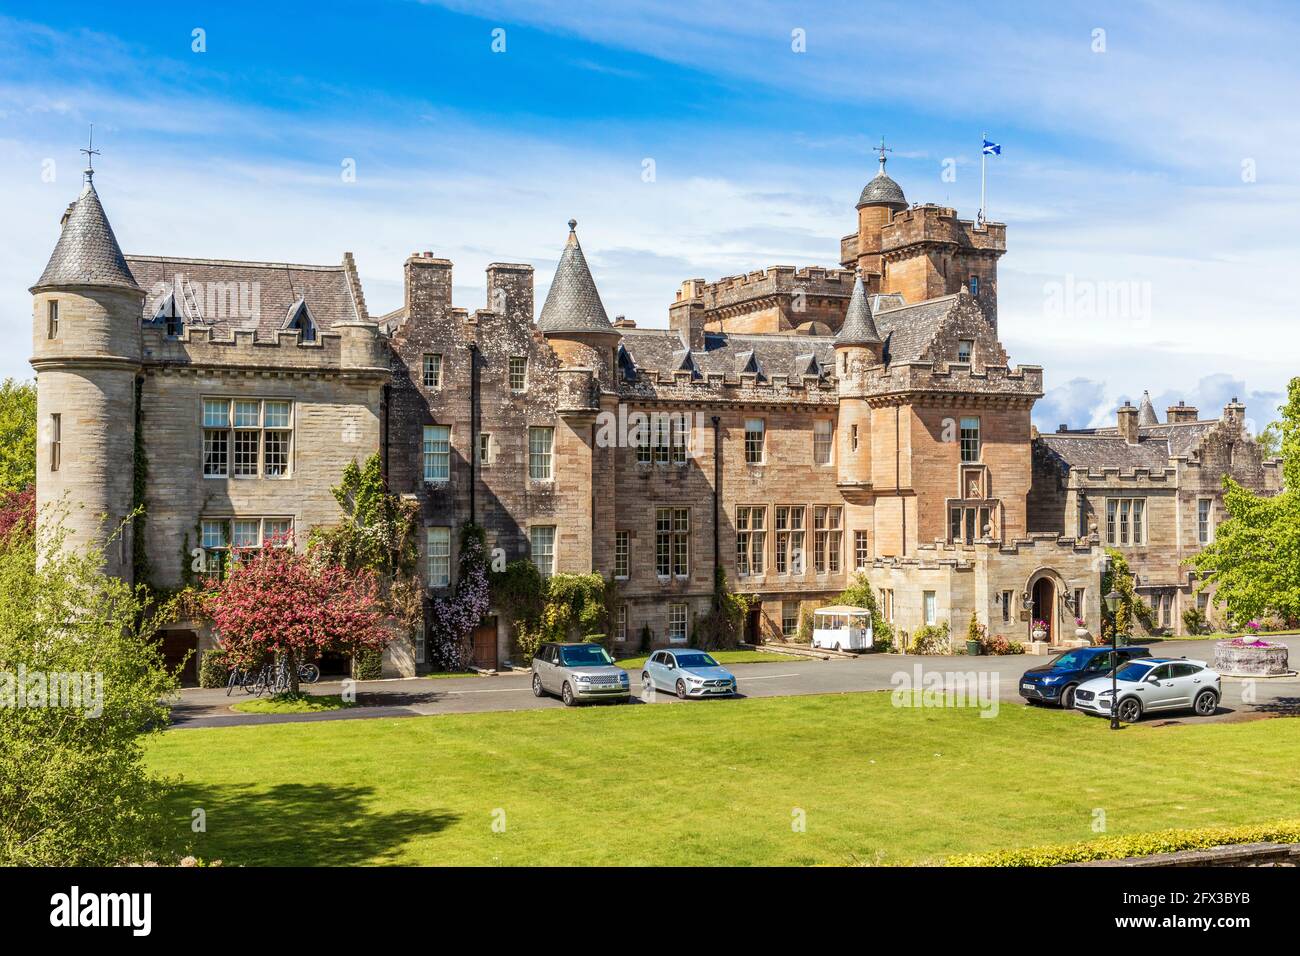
[1192,376,1300,625]
[0,378,36,495]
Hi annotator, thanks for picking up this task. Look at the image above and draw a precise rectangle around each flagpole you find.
[979,130,987,227]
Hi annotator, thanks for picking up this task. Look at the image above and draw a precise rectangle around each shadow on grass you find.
[162,781,458,866]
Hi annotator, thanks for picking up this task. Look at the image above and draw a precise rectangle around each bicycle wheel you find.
[300,663,320,684]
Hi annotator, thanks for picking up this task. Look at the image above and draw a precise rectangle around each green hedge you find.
[197,649,230,689]
[947,819,1300,866]
[352,647,383,681]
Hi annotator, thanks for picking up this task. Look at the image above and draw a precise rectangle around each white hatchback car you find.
[1074,657,1221,722]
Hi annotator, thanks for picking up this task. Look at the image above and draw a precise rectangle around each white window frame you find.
[923,590,937,626]
[1106,497,1147,546]
[478,432,492,467]
[667,604,689,644]
[744,418,765,465]
[614,530,630,579]
[423,425,451,483]
[528,426,554,481]
[813,505,842,574]
[509,356,528,391]
[427,526,452,588]
[530,525,556,578]
[656,507,689,579]
[781,601,799,638]
[422,353,443,389]
[47,300,59,339]
[200,516,294,575]
[959,416,980,463]
[202,398,294,479]
[1197,498,1214,545]
[616,605,628,643]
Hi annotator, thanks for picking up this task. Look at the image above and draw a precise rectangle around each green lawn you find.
[230,693,355,714]
[146,693,1300,866]
[615,649,798,670]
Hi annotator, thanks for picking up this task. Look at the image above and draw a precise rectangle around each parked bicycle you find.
[225,657,320,696]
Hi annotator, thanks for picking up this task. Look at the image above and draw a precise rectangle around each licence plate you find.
[1021,683,1034,691]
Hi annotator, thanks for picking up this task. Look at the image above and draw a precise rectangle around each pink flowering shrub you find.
[205,544,388,692]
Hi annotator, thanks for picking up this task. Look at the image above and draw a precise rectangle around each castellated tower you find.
[834,274,883,494]
[29,171,144,583]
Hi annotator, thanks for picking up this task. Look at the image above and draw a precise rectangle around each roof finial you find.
[568,218,577,233]
[80,123,101,184]
[875,135,892,174]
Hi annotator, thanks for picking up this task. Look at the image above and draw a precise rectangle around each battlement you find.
[676,265,856,310]
[619,367,840,405]
[881,205,1006,255]
[140,320,390,378]
[845,360,1043,402]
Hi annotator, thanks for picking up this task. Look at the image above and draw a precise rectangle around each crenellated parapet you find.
[618,369,840,406]
[844,360,1043,405]
[140,320,390,380]
[881,206,1006,256]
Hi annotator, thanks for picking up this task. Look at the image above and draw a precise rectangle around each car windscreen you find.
[674,653,718,669]
[1114,661,1154,682]
[1048,650,1091,670]
[559,645,614,667]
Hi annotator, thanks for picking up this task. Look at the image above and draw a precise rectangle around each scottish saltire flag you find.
[982,139,1001,155]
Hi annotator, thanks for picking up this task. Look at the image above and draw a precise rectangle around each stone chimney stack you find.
[1117,401,1139,444]
[1222,396,1246,429]
[1166,400,1200,424]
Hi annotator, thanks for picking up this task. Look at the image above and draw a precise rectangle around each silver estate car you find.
[642,649,738,699]
[531,642,631,706]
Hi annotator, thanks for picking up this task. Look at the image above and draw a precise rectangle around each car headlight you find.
[574,674,591,682]
[1039,676,1060,684]
[687,675,703,683]
[1098,689,1113,697]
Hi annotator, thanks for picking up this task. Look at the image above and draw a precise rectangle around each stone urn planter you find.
[1213,638,1290,677]
[1031,628,1047,642]
[1075,627,1090,640]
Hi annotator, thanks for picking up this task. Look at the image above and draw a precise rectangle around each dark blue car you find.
[1018,645,1152,708]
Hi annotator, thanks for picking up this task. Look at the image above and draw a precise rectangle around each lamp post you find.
[1105,588,1122,729]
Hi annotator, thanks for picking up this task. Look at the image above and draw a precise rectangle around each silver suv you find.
[531,642,630,706]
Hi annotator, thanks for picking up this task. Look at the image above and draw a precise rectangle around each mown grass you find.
[615,649,798,671]
[148,693,1300,866]
[229,693,356,714]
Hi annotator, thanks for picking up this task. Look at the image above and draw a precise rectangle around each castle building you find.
[30,150,1279,680]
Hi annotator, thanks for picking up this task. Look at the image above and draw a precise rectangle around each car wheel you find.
[1194,689,1219,716]
[641,672,654,697]
[676,679,689,700]
[1059,684,1078,709]
[531,674,545,698]
[561,682,576,707]
[1116,697,1142,723]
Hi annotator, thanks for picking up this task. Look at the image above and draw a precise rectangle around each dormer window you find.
[284,298,317,343]
[957,339,973,363]
[151,291,183,338]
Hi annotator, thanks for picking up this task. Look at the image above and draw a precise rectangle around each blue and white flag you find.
[982,139,1001,155]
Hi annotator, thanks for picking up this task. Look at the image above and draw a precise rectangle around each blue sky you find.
[1,0,1296,431]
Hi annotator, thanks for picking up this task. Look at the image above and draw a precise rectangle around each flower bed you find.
[1212,637,1290,676]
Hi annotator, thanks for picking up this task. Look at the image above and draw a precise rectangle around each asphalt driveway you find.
[169,636,1300,729]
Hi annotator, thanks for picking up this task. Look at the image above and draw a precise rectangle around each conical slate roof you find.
[1138,390,1160,426]
[537,219,613,335]
[836,275,882,347]
[857,156,907,209]
[32,180,140,292]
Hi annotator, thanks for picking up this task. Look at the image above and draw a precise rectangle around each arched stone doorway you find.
[1031,577,1056,642]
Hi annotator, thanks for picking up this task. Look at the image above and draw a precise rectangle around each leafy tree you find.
[0,487,36,544]
[0,379,36,495]
[1102,548,1151,640]
[308,453,423,658]
[1192,377,1300,625]
[308,454,419,576]
[205,545,389,694]
[0,513,176,865]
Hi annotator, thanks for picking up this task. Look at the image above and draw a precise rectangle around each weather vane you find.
[875,135,892,169]
[80,124,100,182]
